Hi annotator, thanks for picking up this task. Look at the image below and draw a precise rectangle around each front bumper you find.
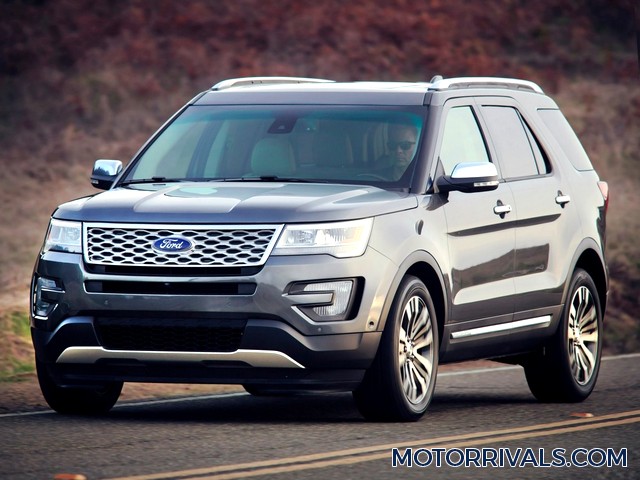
[31,317,381,389]
[31,248,394,389]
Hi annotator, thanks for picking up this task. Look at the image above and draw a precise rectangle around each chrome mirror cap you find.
[437,161,499,193]
[91,159,123,190]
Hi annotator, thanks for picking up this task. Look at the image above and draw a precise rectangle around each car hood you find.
[54,182,418,224]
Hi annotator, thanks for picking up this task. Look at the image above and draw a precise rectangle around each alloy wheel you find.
[398,295,435,405]
[567,285,599,386]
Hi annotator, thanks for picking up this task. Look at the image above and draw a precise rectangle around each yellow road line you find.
[107,409,640,480]
[193,416,639,480]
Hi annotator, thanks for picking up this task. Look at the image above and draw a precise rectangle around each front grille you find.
[95,317,246,352]
[84,223,282,267]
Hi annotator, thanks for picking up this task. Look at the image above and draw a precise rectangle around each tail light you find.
[597,181,609,213]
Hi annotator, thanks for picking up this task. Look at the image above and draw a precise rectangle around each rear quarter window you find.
[537,109,594,171]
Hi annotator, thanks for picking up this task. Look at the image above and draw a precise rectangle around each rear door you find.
[477,98,580,328]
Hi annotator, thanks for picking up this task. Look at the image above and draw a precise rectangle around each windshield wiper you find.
[209,176,324,183]
[121,176,326,186]
[119,177,192,186]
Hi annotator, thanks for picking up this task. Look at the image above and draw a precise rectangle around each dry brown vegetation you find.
[0,0,638,378]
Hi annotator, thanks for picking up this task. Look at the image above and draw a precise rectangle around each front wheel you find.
[36,360,123,414]
[524,268,603,402]
[354,276,439,421]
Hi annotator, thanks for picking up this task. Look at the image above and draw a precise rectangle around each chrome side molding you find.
[451,315,552,340]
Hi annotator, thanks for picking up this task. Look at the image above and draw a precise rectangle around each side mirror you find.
[436,162,499,193]
[91,159,123,190]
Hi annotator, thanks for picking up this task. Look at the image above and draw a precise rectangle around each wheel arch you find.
[566,240,608,315]
[378,251,448,347]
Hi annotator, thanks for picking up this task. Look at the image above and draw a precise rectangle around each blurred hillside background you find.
[0,0,638,379]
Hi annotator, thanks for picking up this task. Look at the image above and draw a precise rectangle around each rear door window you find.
[480,106,543,179]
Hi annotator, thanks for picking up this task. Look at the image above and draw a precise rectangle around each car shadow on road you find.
[104,388,539,424]
[108,392,365,424]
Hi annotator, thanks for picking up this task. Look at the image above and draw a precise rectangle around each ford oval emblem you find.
[151,236,194,253]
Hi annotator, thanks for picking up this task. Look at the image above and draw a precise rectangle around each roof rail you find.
[429,77,544,94]
[211,76,334,91]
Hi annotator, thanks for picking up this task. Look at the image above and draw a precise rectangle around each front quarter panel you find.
[367,195,450,333]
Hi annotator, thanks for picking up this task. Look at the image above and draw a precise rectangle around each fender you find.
[376,249,449,335]
[561,236,608,311]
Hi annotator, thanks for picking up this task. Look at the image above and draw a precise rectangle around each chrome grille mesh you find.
[84,224,282,267]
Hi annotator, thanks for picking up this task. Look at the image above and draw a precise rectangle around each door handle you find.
[493,201,512,216]
[556,192,571,207]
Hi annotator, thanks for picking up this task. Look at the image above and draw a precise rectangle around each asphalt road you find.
[1,354,638,480]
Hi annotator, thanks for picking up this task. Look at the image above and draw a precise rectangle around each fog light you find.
[288,279,359,322]
[33,277,63,318]
[303,281,353,317]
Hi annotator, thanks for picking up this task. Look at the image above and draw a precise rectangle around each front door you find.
[437,100,516,329]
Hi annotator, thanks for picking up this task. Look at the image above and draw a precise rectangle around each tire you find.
[524,268,602,402]
[354,276,439,422]
[36,360,123,415]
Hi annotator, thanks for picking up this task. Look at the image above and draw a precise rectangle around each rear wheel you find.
[524,268,602,402]
[354,276,438,421]
[36,360,123,414]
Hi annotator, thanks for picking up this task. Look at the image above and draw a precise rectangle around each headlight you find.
[43,219,82,253]
[272,218,372,258]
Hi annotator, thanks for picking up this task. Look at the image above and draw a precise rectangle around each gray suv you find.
[31,76,609,421]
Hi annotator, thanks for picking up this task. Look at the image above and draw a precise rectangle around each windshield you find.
[122,105,425,189]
